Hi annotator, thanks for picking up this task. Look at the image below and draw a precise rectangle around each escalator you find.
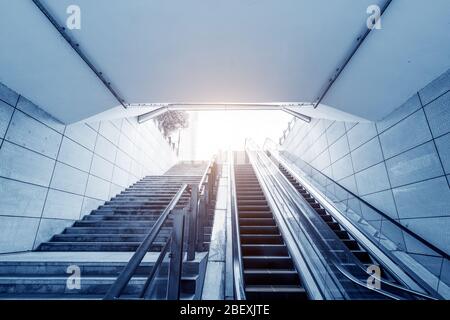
[234,164,307,300]
[278,164,398,284]
[228,144,442,300]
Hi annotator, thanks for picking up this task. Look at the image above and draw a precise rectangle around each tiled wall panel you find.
[282,69,450,287]
[0,82,176,253]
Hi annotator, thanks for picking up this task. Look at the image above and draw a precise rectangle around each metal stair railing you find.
[104,158,218,300]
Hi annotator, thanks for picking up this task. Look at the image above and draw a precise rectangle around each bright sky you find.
[178,110,292,160]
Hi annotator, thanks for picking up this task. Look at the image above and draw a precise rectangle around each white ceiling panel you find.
[0,0,117,123]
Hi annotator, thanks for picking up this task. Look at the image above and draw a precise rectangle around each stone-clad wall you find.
[282,69,450,295]
[0,82,177,253]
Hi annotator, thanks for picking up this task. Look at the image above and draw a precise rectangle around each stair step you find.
[38,242,165,252]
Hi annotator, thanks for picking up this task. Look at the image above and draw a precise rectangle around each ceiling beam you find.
[32,0,128,109]
[137,106,169,124]
[281,107,311,123]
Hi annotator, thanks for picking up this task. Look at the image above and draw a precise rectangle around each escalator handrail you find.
[259,140,440,300]
[229,151,246,300]
[264,138,449,261]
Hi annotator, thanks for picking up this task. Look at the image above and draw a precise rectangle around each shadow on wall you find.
[0,83,177,254]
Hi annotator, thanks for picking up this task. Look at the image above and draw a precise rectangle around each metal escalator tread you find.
[235,164,307,300]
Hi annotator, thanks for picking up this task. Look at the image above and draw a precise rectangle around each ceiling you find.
[0,0,449,123]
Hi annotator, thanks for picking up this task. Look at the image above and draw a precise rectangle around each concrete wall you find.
[282,69,450,290]
[0,82,176,254]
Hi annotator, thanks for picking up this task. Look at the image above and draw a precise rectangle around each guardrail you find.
[104,159,217,300]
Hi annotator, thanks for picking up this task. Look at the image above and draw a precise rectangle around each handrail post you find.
[187,184,198,261]
[196,194,206,251]
[167,208,185,300]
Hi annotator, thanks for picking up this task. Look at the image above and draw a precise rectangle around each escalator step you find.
[240,234,284,244]
[245,285,307,300]
[243,256,294,269]
[240,226,279,235]
[241,244,289,256]
[244,269,300,286]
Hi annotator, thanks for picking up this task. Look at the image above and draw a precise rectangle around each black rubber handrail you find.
[263,138,450,261]
[104,184,188,300]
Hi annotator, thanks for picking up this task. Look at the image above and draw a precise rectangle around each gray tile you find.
[57,137,93,172]
[0,100,14,139]
[329,134,350,163]
[435,133,450,174]
[312,149,331,171]
[380,219,406,251]
[419,68,450,105]
[331,154,354,181]
[400,216,450,258]
[99,121,121,145]
[439,259,450,291]
[50,162,88,195]
[0,178,47,218]
[115,149,132,172]
[94,135,117,163]
[43,189,83,220]
[355,162,390,195]
[85,175,110,201]
[109,183,123,199]
[325,121,346,145]
[112,166,129,187]
[16,96,65,133]
[90,154,114,181]
[393,177,450,219]
[0,141,55,186]
[379,109,432,159]
[33,218,74,249]
[337,175,358,195]
[409,253,444,278]
[0,216,40,253]
[80,197,104,218]
[6,110,62,159]
[64,123,97,151]
[361,190,399,220]
[376,94,422,133]
[347,122,378,151]
[402,229,441,256]
[86,121,100,132]
[351,137,384,172]
[0,82,19,107]
[386,142,444,188]
[345,122,357,132]
[424,91,450,138]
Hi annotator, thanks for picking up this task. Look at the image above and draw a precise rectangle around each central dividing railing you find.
[104,159,217,300]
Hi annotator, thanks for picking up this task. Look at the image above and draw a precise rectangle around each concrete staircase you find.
[0,162,210,299]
